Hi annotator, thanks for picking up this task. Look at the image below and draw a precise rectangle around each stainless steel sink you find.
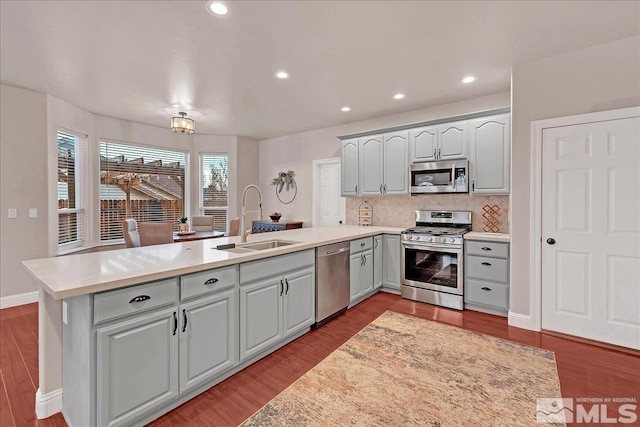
[217,240,300,253]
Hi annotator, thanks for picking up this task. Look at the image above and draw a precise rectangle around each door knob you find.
[546,238,556,245]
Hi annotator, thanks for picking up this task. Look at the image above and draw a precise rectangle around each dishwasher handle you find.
[326,248,349,255]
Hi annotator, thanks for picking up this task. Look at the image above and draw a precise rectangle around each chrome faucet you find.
[240,185,263,243]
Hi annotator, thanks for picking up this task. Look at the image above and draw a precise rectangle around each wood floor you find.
[1,293,638,427]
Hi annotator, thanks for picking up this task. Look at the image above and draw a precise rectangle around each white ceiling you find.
[1,1,638,140]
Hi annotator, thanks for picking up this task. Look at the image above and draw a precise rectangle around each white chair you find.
[191,215,215,232]
[138,222,174,246]
[122,219,140,248]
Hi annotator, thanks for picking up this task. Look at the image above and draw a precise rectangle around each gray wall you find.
[1,85,48,298]
[510,35,640,318]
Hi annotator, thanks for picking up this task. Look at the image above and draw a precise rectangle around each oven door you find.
[401,243,463,295]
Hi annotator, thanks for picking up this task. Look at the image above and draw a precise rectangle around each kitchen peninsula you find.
[23,225,404,427]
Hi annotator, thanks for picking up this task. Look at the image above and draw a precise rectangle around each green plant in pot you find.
[179,216,189,232]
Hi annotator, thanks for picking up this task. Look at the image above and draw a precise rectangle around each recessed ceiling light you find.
[461,76,476,84]
[341,106,351,112]
[172,104,180,108]
[393,93,405,100]
[275,71,289,79]
[206,1,229,16]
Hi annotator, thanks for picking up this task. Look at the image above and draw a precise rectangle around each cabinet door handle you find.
[438,148,441,159]
[380,184,383,194]
[383,184,386,193]
[172,312,178,336]
[363,255,367,265]
[374,239,378,249]
[285,278,289,295]
[129,295,150,304]
[360,254,364,266]
[433,148,436,159]
[481,262,492,266]
[182,309,188,333]
[204,278,218,285]
[280,279,284,296]
[481,247,492,251]
[355,185,358,194]
[472,180,475,191]
[481,287,492,292]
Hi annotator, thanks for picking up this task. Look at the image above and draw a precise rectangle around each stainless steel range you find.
[400,210,472,310]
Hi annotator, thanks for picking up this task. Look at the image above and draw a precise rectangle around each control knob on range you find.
[406,235,413,240]
[425,236,432,242]
[449,238,456,243]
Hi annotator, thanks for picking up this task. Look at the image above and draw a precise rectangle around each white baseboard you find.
[0,291,38,309]
[36,388,63,419]
[508,311,539,331]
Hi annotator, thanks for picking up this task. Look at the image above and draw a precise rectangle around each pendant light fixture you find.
[170,112,195,134]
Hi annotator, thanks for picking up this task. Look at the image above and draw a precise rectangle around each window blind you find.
[100,141,187,241]
[58,131,86,251]
[201,154,228,233]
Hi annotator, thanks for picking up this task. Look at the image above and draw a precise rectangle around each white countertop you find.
[464,231,510,243]
[22,225,404,300]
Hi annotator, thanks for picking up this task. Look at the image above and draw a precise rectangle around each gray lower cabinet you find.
[382,234,401,290]
[179,288,237,394]
[350,237,374,304]
[239,250,315,362]
[464,240,510,316]
[96,307,178,427]
[373,235,383,290]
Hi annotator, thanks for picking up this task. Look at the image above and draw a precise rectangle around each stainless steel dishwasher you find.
[315,241,350,327]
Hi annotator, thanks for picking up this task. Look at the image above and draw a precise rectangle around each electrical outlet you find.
[29,208,38,218]
[7,208,17,219]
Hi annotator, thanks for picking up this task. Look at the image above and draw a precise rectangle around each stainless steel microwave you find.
[410,159,469,194]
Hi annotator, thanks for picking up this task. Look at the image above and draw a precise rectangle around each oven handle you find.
[451,163,456,188]
[401,242,463,254]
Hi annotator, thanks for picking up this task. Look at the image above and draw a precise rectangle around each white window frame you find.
[199,153,229,233]
[57,129,87,254]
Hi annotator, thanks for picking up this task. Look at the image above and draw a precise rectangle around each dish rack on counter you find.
[358,201,373,226]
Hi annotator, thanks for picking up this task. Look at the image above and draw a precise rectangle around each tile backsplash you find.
[346,195,509,232]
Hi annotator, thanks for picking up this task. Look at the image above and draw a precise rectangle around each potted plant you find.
[179,216,189,232]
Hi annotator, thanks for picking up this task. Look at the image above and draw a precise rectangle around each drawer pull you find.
[481,287,492,292]
[129,295,151,304]
[481,247,492,251]
[361,242,365,247]
[481,262,492,266]
[204,278,219,285]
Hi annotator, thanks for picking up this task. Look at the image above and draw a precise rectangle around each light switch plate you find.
[29,208,38,218]
[7,208,17,219]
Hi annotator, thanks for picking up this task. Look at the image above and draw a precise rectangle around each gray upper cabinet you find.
[358,135,384,196]
[96,307,178,427]
[383,131,410,195]
[373,235,383,290]
[470,114,510,194]
[438,122,467,159]
[341,138,359,196]
[409,126,438,162]
[178,288,237,395]
[410,122,467,163]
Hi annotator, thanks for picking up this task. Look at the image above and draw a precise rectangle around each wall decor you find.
[272,170,297,204]
[482,204,502,232]
[358,200,373,226]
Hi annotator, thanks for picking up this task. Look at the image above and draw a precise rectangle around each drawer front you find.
[465,241,509,258]
[240,249,315,284]
[180,265,237,301]
[94,279,178,325]
[350,237,373,254]
[465,279,508,309]
[466,255,508,283]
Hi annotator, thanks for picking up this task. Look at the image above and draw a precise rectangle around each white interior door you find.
[313,159,345,226]
[541,116,640,349]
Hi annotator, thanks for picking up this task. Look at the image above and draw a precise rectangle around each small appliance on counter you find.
[400,210,472,309]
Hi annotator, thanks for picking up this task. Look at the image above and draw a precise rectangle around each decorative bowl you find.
[269,215,282,223]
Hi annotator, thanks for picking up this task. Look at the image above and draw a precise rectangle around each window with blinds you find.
[58,131,86,251]
[200,154,228,233]
[100,141,187,242]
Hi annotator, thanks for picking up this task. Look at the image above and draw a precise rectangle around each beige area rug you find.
[241,311,565,427]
